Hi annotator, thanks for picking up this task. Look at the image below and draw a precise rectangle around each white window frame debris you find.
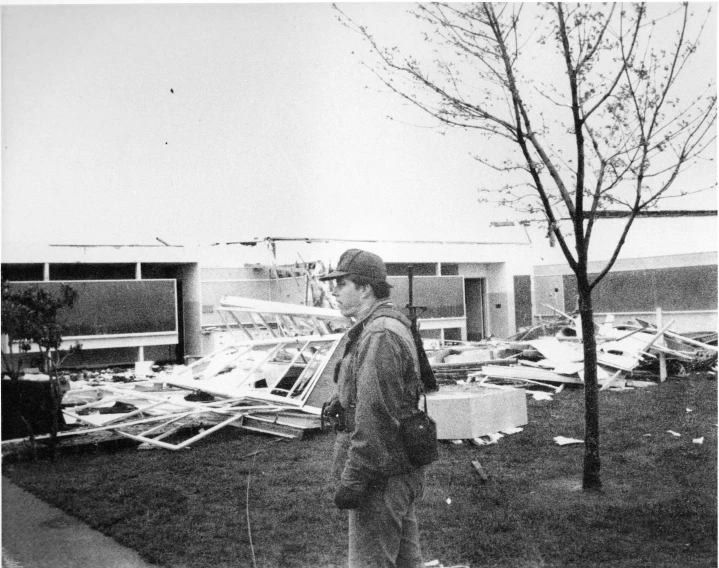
[2,298,350,452]
[165,334,344,410]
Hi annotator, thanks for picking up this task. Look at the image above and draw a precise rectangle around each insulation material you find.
[528,338,584,363]
[425,386,528,440]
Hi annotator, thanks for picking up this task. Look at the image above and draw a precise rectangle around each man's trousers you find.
[348,468,426,568]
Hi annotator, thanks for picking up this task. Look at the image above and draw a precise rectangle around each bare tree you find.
[335,2,716,491]
[2,281,81,460]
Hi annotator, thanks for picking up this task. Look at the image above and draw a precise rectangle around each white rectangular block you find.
[425,386,528,440]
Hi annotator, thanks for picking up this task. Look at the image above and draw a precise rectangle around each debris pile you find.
[2,297,350,453]
[428,311,717,392]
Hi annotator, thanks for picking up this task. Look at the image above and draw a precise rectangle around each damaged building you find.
[1,212,716,371]
[1,212,715,449]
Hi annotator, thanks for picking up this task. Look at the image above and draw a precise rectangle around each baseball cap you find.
[319,249,388,282]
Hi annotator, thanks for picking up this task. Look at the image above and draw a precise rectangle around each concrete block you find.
[425,386,528,440]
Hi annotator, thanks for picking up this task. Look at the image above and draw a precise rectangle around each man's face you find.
[332,277,366,319]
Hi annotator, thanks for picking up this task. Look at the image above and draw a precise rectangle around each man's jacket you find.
[331,300,423,492]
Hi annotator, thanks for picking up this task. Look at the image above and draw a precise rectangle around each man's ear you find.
[358,283,374,300]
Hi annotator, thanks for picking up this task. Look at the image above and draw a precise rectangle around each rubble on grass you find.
[6,298,714,455]
[2,297,351,452]
[427,309,718,396]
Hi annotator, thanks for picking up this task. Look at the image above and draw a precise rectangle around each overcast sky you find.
[2,2,716,249]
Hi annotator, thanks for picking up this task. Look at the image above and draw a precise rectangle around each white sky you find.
[1,2,716,249]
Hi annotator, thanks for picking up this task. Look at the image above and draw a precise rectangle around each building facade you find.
[2,214,716,369]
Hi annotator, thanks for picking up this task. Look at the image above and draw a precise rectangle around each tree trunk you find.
[578,274,602,491]
[46,349,60,462]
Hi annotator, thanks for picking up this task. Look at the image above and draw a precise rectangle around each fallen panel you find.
[596,352,640,371]
[481,364,584,385]
[165,334,344,412]
[217,296,349,341]
[527,338,584,364]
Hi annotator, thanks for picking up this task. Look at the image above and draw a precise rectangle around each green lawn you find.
[3,374,717,568]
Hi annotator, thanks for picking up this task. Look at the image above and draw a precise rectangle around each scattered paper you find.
[554,436,584,445]
[693,437,705,445]
[446,498,452,505]
[501,427,524,435]
[667,430,681,437]
[686,408,693,413]
[425,561,440,567]
[527,390,554,401]
[472,433,504,446]
[451,440,464,445]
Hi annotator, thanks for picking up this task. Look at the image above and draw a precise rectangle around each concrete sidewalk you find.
[2,476,161,568]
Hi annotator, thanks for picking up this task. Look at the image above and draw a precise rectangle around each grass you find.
[3,374,717,568]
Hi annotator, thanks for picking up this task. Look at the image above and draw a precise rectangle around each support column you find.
[136,262,143,362]
[43,263,50,282]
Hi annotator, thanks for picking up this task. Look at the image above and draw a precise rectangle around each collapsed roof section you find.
[214,296,348,340]
[20,298,353,451]
[165,296,351,417]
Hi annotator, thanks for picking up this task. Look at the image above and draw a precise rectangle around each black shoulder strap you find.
[369,308,439,393]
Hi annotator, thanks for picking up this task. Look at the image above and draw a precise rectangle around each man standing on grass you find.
[320,249,426,568]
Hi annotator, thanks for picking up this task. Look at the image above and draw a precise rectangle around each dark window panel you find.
[388,276,465,318]
[8,280,177,336]
[513,275,533,329]
[440,263,459,276]
[1,264,44,282]
[50,263,136,281]
[563,264,717,314]
[443,328,462,342]
[385,263,437,277]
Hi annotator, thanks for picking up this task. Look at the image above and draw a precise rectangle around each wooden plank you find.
[626,323,718,352]
[471,460,489,482]
[656,308,667,382]
[235,416,305,438]
[663,329,719,352]
[600,370,625,391]
[481,365,584,385]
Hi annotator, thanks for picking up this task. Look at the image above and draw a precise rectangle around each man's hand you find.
[321,398,345,432]
[323,398,343,420]
[334,485,365,510]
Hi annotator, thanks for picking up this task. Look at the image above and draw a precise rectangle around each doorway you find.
[465,278,487,341]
